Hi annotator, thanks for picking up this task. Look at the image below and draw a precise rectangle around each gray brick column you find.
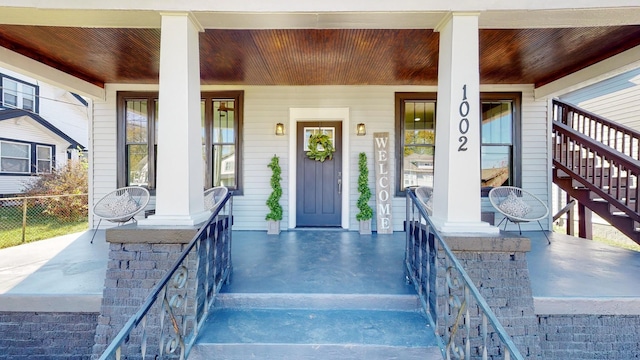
[438,235,542,359]
[91,226,199,359]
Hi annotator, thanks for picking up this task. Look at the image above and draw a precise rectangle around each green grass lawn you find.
[0,204,88,249]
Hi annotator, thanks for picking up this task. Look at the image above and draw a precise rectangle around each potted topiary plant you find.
[356,152,373,234]
[266,155,283,234]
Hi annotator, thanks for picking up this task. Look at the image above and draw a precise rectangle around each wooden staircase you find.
[552,99,640,245]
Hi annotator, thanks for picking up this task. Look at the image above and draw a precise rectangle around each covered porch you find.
[1,228,639,358]
[2,4,640,236]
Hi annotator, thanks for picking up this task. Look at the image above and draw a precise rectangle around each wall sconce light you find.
[356,123,366,136]
[275,123,285,136]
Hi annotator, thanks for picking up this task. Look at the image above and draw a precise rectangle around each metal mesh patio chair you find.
[91,186,150,243]
[204,186,229,212]
[415,186,433,216]
[489,186,550,244]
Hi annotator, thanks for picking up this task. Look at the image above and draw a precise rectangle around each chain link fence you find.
[0,193,88,249]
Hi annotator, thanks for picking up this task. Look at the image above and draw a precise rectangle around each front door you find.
[296,121,342,227]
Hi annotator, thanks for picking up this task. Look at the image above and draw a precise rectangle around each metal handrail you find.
[405,189,524,360]
[98,193,233,360]
[553,199,576,222]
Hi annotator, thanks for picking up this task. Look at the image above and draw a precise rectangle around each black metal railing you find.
[98,193,233,360]
[405,189,523,360]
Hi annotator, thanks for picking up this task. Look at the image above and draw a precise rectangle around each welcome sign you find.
[373,132,393,234]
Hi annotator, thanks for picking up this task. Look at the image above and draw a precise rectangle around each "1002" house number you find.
[458,84,470,152]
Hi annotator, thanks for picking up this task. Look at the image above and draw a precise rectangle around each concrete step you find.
[214,292,422,311]
[189,292,442,360]
[189,307,441,360]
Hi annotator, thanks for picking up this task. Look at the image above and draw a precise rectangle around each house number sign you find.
[458,84,469,152]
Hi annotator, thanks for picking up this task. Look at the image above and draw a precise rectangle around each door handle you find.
[338,172,342,195]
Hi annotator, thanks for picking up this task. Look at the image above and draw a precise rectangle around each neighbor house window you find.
[118,91,243,193]
[395,92,521,195]
[36,145,53,173]
[0,140,54,174]
[0,141,30,173]
[1,76,38,112]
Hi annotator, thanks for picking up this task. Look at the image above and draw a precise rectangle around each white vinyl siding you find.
[560,68,640,129]
[93,84,551,232]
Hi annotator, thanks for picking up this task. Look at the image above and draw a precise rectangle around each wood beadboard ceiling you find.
[1,25,640,88]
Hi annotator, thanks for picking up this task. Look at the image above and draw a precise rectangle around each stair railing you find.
[552,110,640,223]
[98,193,233,360]
[405,189,524,360]
[553,99,640,160]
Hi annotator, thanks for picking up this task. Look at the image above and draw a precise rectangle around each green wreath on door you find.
[306,133,335,162]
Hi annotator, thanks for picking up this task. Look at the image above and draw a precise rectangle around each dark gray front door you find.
[296,121,342,227]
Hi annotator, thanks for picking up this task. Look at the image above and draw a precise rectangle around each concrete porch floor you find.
[0,229,639,314]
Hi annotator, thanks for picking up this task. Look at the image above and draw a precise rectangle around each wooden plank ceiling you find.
[0,25,639,88]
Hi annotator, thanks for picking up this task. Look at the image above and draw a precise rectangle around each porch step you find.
[189,308,440,360]
[213,292,422,311]
[189,293,442,360]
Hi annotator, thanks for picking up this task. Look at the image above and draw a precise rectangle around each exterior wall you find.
[0,311,97,360]
[537,314,640,359]
[92,84,549,231]
[559,67,640,129]
[0,117,72,194]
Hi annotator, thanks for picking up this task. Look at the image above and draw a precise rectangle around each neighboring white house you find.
[0,68,88,195]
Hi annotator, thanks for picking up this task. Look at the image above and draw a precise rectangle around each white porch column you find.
[141,12,209,226]
[431,13,498,234]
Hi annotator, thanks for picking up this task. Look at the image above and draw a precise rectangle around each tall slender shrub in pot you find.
[266,155,283,234]
[356,152,373,234]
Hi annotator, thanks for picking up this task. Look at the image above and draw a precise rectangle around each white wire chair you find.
[91,186,150,243]
[204,186,229,212]
[415,186,433,216]
[488,186,550,244]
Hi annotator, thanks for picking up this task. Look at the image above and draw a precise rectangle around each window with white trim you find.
[36,145,53,174]
[1,77,38,112]
[0,141,30,173]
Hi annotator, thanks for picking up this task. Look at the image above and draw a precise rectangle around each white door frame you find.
[288,108,350,229]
